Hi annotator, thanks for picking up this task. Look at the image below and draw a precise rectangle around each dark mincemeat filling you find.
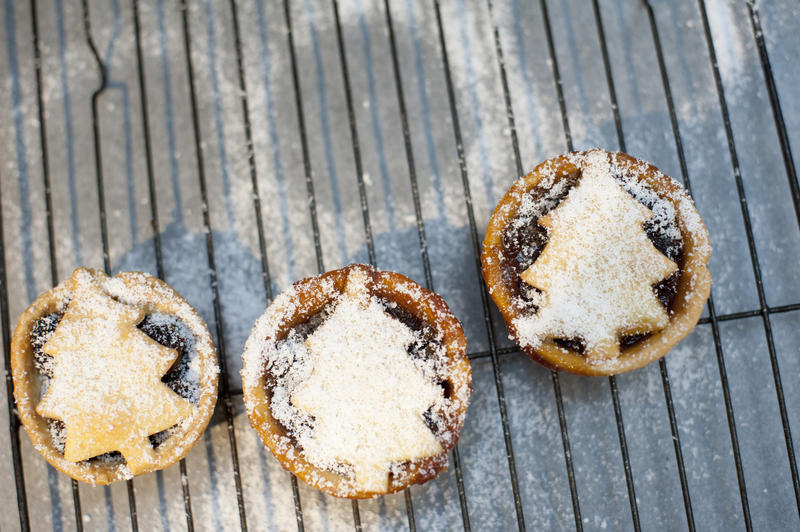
[137,314,196,402]
[376,298,452,402]
[30,310,197,461]
[265,298,451,446]
[31,312,63,378]
[262,310,331,445]
[500,168,684,353]
[263,308,331,391]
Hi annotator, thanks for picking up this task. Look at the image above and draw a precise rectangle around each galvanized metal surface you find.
[1,0,799,530]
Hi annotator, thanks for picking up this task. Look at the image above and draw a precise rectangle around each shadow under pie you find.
[11,268,219,484]
[241,263,471,498]
[481,149,711,376]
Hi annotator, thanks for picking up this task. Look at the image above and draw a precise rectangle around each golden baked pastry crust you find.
[242,264,471,498]
[481,150,711,376]
[11,268,219,484]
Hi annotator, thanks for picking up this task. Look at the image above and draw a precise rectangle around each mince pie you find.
[11,268,219,484]
[241,264,471,498]
[481,149,711,375]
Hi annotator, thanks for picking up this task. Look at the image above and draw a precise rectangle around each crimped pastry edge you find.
[11,268,219,484]
[241,263,471,498]
[481,150,711,376]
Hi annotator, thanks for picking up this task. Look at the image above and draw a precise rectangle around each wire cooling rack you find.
[1,0,799,530]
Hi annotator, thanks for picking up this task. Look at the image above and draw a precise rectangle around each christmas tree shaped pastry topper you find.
[515,150,678,363]
[290,269,444,493]
[36,269,194,475]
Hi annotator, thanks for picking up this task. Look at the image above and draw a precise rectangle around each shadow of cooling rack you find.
[1,0,800,530]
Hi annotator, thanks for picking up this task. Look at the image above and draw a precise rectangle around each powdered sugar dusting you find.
[242,266,470,496]
[38,271,198,469]
[290,269,443,493]
[609,154,709,261]
[241,275,338,391]
[512,167,574,225]
[513,150,679,361]
[18,268,219,482]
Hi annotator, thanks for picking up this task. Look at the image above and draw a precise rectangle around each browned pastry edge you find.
[241,263,471,498]
[11,268,219,484]
[481,150,712,376]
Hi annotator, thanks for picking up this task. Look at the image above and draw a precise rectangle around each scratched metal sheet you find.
[1,0,799,530]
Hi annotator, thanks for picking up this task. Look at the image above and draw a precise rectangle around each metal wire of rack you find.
[1,0,799,530]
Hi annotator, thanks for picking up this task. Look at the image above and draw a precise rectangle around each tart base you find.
[11,268,219,484]
[242,264,471,498]
[481,150,711,376]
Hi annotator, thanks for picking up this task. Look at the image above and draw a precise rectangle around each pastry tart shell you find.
[11,268,219,484]
[481,151,712,376]
[242,264,471,498]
